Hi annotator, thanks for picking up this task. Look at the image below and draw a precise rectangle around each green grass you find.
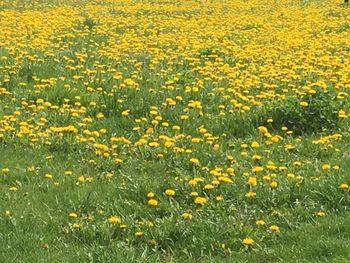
[1,132,350,262]
[1,192,350,263]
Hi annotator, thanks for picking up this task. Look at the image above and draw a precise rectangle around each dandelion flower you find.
[181,212,192,219]
[165,189,175,196]
[340,183,349,189]
[194,197,207,205]
[300,101,308,107]
[108,215,121,224]
[242,237,254,246]
[69,212,78,218]
[148,199,158,206]
[245,191,256,198]
[269,225,280,232]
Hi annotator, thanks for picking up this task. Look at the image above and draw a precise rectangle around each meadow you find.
[0,0,350,262]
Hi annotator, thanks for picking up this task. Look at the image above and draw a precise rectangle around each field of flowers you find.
[1,0,350,262]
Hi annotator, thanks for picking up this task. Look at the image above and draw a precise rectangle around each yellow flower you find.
[121,109,130,116]
[190,157,199,164]
[340,183,349,189]
[242,105,250,112]
[317,211,326,217]
[337,92,347,100]
[148,199,158,206]
[188,179,197,185]
[270,181,278,188]
[252,154,261,160]
[1,168,10,173]
[242,237,254,246]
[45,173,53,179]
[245,191,256,198]
[115,159,123,164]
[292,161,302,166]
[215,195,224,201]
[165,189,175,196]
[227,167,235,174]
[227,155,236,162]
[204,184,214,190]
[105,172,113,178]
[218,176,232,183]
[9,186,17,191]
[248,177,257,186]
[300,101,308,107]
[42,243,49,249]
[147,192,155,198]
[194,197,207,205]
[285,144,295,150]
[190,191,199,197]
[322,164,331,171]
[69,212,78,218]
[96,112,104,119]
[135,231,144,237]
[251,141,260,148]
[78,176,85,183]
[338,110,347,118]
[258,126,268,134]
[27,166,35,172]
[269,224,280,232]
[252,166,264,173]
[108,215,121,224]
[256,219,265,226]
[181,212,192,219]
[149,142,159,147]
